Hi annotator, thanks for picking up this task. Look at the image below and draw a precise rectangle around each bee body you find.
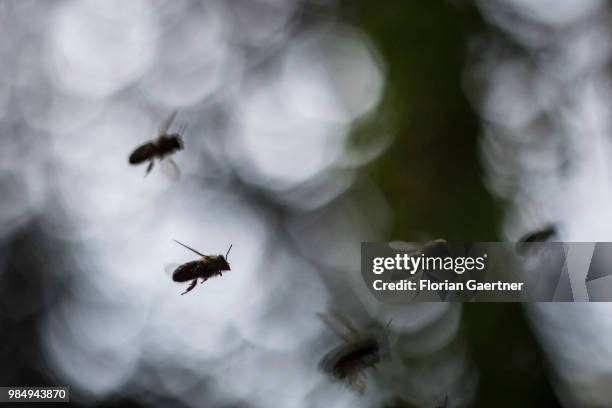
[128,111,184,177]
[129,142,157,165]
[172,257,230,283]
[169,240,232,295]
[515,224,557,256]
[129,135,183,164]
[155,134,183,158]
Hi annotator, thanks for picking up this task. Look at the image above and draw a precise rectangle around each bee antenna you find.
[225,244,233,260]
[173,239,206,257]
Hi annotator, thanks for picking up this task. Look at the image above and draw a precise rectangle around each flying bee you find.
[317,313,391,394]
[408,238,447,257]
[166,240,232,295]
[390,239,448,295]
[129,111,184,179]
[515,224,557,256]
[391,238,448,261]
[437,396,449,408]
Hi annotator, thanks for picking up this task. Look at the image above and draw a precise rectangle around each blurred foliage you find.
[348,0,499,241]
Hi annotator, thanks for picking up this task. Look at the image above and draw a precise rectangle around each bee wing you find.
[158,110,178,136]
[160,157,181,181]
[330,312,360,335]
[164,263,181,275]
[317,313,354,342]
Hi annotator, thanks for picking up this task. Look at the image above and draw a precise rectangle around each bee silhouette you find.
[129,111,184,179]
[167,240,232,295]
[318,313,391,394]
[515,224,557,256]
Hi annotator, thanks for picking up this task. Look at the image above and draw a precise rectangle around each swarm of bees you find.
[317,313,391,394]
[129,111,184,179]
[128,112,400,398]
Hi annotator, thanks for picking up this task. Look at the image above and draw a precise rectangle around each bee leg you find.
[200,277,208,284]
[144,160,154,177]
[181,279,198,295]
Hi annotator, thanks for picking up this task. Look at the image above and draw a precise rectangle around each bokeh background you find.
[1,0,611,406]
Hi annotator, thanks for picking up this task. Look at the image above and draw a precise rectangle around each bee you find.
[390,238,448,286]
[129,111,184,179]
[167,240,232,295]
[437,396,448,408]
[410,238,447,257]
[391,238,448,262]
[515,224,557,256]
[317,313,391,394]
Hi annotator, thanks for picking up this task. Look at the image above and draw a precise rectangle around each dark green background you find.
[347,1,559,406]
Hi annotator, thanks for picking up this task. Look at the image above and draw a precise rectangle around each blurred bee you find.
[515,224,557,256]
[390,239,448,296]
[317,313,391,394]
[166,240,232,295]
[391,238,448,259]
[437,396,448,408]
[410,238,447,257]
[129,111,184,179]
